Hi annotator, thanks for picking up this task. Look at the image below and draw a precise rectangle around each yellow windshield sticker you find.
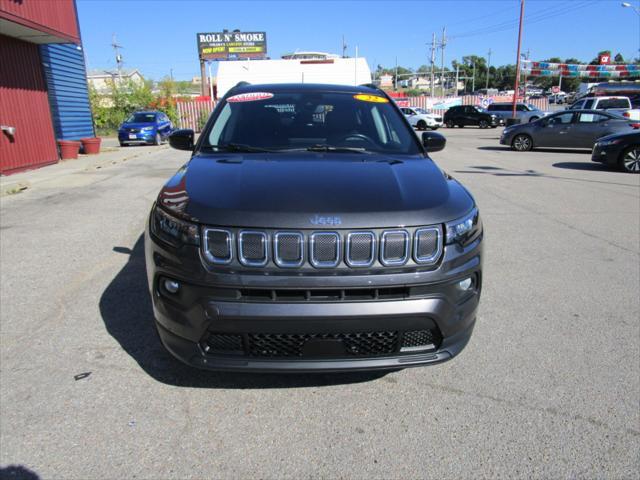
[353,94,389,103]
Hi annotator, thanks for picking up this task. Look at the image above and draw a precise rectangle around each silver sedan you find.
[500,109,638,151]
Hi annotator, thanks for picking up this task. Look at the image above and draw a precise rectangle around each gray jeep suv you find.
[145,83,483,372]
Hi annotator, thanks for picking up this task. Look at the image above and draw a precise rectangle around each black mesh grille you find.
[416,229,439,259]
[312,234,339,263]
[248,331,399,357]
[401,330,441,349]
[241,233,266,261]
[206,230,231,259]
[276,233,302,262]
[383,232,407,261]
[202,333,243,354]
[348,233,374,263]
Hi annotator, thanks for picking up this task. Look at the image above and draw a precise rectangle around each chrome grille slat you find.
[380,230,409,266]
[309,232,340,268]
[274,232,304,267]
[346,231,375,267]
[238,231,268,267]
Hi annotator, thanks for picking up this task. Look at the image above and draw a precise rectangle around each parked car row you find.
[499,109,640,173]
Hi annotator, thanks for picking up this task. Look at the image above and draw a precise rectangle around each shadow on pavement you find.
[477,145,591,155]
[99,235,391,389]
[552,161,617,172]
[0,465,40,480]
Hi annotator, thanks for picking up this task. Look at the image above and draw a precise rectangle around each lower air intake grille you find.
[400,330,441,351]
[201,333,244,354]
[248,331,399,358]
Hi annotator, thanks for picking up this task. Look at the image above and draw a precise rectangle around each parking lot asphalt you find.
[1,129,638,479]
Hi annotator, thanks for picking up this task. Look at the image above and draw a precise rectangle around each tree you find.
[614,53,625,64]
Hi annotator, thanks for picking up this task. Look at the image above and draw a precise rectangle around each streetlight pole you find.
[486,48,492,91]
[621,2,640,16]
[512,0,525,119]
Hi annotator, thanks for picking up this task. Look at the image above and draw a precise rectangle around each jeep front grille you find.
[201,226,443,270]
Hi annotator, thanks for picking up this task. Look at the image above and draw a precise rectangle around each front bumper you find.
[145,227,483,373]
[118,130,156,144]
[591,143,617,165]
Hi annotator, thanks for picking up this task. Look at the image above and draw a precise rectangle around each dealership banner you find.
[197,31,267,60]
[522,60,640,78]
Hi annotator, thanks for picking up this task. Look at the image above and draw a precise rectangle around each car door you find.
[534,111,576,147]
[572,112,615,147]
[463,106,477,125]
[158,113,171,137]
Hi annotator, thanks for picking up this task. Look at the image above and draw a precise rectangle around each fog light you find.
[457,277,473,291]
[164,279,180,294]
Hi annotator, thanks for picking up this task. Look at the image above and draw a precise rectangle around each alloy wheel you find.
[622,147,640,173]
[512,134,532,151]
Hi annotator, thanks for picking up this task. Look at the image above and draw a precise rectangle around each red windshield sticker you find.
[227,92,274,103]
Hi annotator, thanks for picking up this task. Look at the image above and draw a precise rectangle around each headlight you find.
[597,139,621,147]
[141,126,154,132]
[445,207,482,245]
[150,205,200,246]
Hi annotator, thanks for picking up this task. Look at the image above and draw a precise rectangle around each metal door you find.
[0,34,58,174]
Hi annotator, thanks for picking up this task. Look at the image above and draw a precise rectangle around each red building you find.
[0,0,91,175]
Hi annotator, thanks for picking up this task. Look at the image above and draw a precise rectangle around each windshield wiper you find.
[304,144,372,154]
[206,143,275,153]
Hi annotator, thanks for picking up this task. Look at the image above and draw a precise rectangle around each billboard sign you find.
[197,31,267,60]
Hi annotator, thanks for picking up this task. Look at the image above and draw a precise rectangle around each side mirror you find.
[169,129,194,151]
[422,131,446,153]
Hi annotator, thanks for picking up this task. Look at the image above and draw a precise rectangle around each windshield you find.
[414,108,429,115]
[473,106,486,113]
[126,113,156,123]
[526,104,540,111]
[203,91,421,155]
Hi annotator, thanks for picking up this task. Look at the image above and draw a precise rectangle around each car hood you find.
[598,130,640,142]
[157,153,474,229]
[121,122,156,129]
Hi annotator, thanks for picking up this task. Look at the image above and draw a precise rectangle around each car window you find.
[516,104,526,111]
[487,105,496,111]
[415,108,428,114]
[577,113,611,123]
[204,91,420,154]
[569,101,584,110]
[126,113,156,123]
[597,98,630,109]
[548,112,574,125]
[582,100,594,109]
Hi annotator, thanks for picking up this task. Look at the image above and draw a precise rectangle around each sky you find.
[76,0,640,81]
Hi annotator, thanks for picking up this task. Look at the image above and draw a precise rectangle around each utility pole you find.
[522,49,530,98]
[170,68,174,82]
[440,26,446,97]
[512,0,525,118]
[342,35,347,58]
[472,61,476,93]
[455,63,459,95]
[394,56,398,91]
[430,32,436,96]
[111,34,123,81]
[486,48,492,90]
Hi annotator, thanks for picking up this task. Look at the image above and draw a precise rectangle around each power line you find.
[449,1,598,39]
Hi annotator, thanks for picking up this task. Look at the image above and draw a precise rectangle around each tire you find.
[479,120,489,129]
[490,126,498,128]
[119,142,127,147]
[154,133,161,146]
[416,120,427,130]
[619,145,640,173]
[511,134,533,151]
[446,120,455,128]
[529,116,539,123]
